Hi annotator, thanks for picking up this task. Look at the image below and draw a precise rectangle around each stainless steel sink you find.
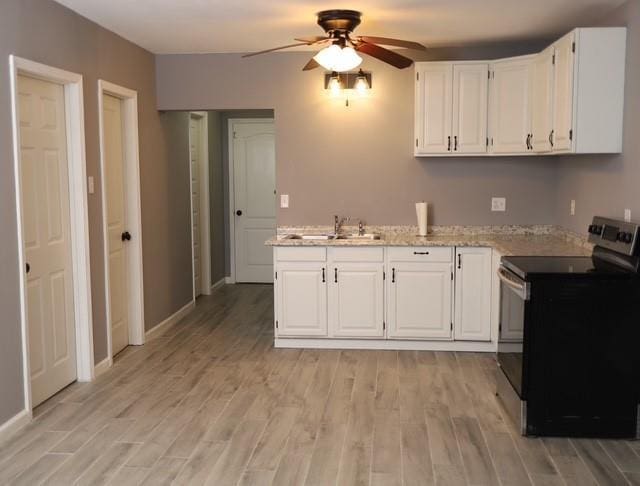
[335,233,382,240]
[282,234,335,240]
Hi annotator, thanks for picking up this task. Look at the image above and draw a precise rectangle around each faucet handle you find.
[358,220,365,236]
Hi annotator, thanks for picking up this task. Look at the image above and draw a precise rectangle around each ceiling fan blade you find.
[242,42,311,58]
[302,58,320,71]
[357,36,426,51]
[294,36,330,44]
[355,42,414,69]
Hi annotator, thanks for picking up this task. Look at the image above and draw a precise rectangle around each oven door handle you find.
[498,267,530,301]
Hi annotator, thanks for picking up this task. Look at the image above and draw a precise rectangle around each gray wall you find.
[556,0,639,234]
[207,111,225,284]
[0,0,192,425]
[156,43,559,229]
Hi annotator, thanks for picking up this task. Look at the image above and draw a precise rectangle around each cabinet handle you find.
[447,136,451,151]
[458,254,462,269]
[525,134,530,150]
[454,136,458,151]
[413,251,429,255]
[322,268,325,283]
[334,268,338,283]
[392,268,395,283]
[549,130,554,148]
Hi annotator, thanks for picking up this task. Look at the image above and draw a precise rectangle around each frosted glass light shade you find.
[314,44,362,72]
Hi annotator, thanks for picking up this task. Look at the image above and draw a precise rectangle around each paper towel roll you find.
[416,202,428,236]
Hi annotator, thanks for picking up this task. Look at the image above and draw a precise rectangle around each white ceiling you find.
[54,0,626,54]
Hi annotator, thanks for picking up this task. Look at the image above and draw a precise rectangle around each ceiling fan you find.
[242,9,426,72]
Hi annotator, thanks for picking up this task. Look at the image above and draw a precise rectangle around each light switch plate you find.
[88,176,95,194]
[491,197,506,212]
[570,199,576,216]
[624,209,631,222]
[280,194,289,208]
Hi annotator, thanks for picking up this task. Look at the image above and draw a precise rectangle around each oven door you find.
[497,266,530,399]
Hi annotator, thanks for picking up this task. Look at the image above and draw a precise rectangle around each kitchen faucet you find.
[334,215,366,236]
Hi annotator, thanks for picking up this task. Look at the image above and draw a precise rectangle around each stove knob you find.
[588,224,596,234]
[617,231,626,241]
[625,233,634,244]
[594,225,603,235]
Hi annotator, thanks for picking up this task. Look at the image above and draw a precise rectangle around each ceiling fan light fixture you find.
[313,44,362,72]
[354,69,370,95]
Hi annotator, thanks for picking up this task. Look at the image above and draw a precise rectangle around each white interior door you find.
[18,74,77,407]
[452,63,488,154]
[415,64,453,154]
[103,94,129,357]
[530,46,555,153]
[190,116,203,295]
[490,58,532,153]
[233,120,276,283]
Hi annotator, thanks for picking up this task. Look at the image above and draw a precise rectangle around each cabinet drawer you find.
[329,247,384,262]
[276,247,326,262]
[387,247,453,262]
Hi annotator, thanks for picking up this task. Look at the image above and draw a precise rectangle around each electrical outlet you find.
[280,194,289,208]
[624,209,631,222]
[87,176,95,194]
[491,197,506,212]
[570,199,576,216]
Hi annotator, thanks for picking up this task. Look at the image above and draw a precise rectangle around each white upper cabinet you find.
[452,64,489,154]
[489,56,534,154]
[329,262,384,338]
[530,46,555,153]
[454,248,492,341]
[552,31,575,152]
[415,63,453,154]
[416,27,626,157]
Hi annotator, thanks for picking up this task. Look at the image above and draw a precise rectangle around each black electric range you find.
[496,217,640,438]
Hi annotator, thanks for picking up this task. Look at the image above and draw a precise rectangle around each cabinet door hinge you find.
[415,138,419,147]
[276,320,279,329]
[499,323,502,333]
[383,322,386,330]
[491,138,494,146]
[275,271,277,280]
[486,137,489,147]
[450,322,453,331]
[572,41,575,53]
[383,271,386,280]
[552,54,556,65]
[569,129,573,141]
[488,70,491,79]
[451,271,454,281]
[416,72,419,81]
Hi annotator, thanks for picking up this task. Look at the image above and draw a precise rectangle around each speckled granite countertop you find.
[266,225,592,257]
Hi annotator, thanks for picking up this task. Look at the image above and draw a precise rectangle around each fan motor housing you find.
[317,10,362,34]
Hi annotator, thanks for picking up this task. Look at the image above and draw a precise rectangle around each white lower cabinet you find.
[387,261,453,339]
[454,248,492,341]
[275,261,327,337]
[274,246,494,348]
[329,262,384,338]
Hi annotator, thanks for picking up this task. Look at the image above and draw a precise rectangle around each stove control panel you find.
[588,216,639,256]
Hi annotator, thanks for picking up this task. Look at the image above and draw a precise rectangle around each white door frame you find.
[97,80,146,365]
[189,112,211,297]
[227,118,275,284]
[9,55,95,416]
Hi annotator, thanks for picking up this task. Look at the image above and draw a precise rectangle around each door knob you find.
[236,210,243,216]
[121,231,132,241]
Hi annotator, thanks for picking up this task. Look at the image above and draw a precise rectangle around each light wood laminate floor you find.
[1,284,638,485]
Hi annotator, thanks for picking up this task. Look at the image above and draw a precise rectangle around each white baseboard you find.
[274,338,497,352]
[145,300,196,340]
[0,409,31,443]
[211,278,225,291]
[224,276,235,284]
[94,357,112,377]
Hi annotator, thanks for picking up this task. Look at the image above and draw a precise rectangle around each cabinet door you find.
[530,46,555,153]
[415,64,453,154]
[387,262,453,339]
[454,248,492,341]
[276,262,327,337]
[552,31,576,152]
[489,58,533,153]
[329,263,384,338]
[452,64,489,154]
